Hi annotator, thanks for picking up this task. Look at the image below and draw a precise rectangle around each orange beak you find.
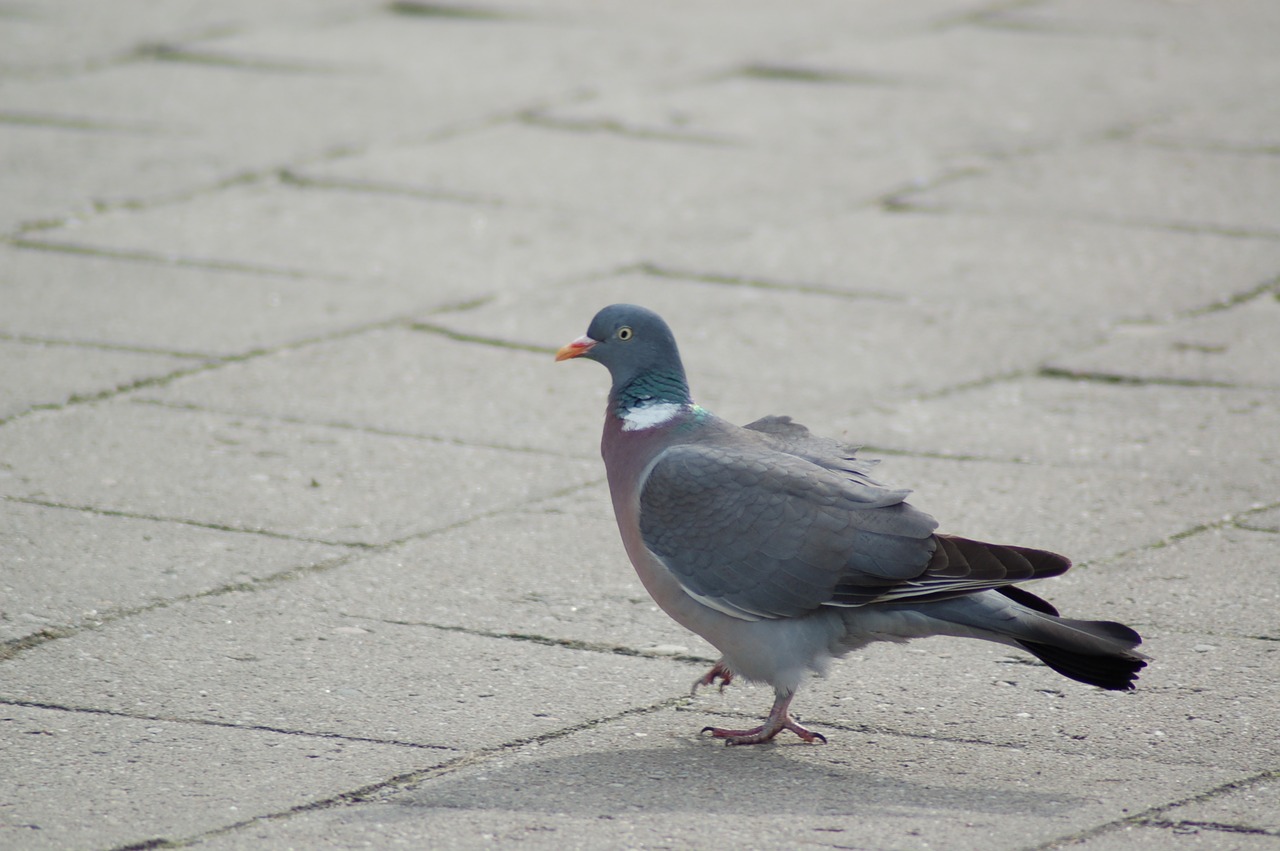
[555,335,596,361]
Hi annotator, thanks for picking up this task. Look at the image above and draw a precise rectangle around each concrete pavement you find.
[2,1,1278,848]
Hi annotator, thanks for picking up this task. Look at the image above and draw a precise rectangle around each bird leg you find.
[690,660,734,695]
[701,691,827,746]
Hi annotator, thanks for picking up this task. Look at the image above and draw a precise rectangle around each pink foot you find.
[699,691,827,746]
[690,660,734,695]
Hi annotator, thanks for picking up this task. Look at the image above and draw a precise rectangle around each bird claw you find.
[690,661,733,696]
[700,720,827,746]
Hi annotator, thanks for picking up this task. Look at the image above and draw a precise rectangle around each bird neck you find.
[611,369,692,421]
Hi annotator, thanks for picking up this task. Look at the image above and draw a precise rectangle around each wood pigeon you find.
[557,304,1147,746]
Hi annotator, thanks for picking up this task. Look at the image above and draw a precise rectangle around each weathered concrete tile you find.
[0,587,685,751]
[22,182,637,298]
[1047,294,1280,389]
[545,25,1198,163]
[0,402,599,545]
[0,246,446,357]
[1238,506,1280,533]
[142,327,603,456]
[827,378,1279,503]
[432,271,1091,422]
[1071,824,1280,850]
[650,210,1280,323]
[284,488,717,659]
[294,122,922,239]
[1136,98,1280,154]
[0,500,344,643]
[792,631,1277,770]
[0,702,454,851]
[1160,776,1280,835]
[0,338,191,420]
[0,0,381,73]
[183,707,1239,851]
[859,453,1236,566]
[904,142,1280,236]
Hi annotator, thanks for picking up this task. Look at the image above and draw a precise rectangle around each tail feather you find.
[896,592,1148,691]
[1018,633,1146,690]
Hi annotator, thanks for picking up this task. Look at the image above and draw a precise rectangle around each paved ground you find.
[2,1,1278,849]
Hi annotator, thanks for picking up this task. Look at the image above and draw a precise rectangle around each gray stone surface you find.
[2,1,1277,849]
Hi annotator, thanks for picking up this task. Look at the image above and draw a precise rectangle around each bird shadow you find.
[387,743,1083,818]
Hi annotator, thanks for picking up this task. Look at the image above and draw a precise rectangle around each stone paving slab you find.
[20,180,638,299]
[0,585,682,751]
[2,0,1278,848]
[0,338,191,421]
[431,271,1093,421]
[826,377,1280,500]
[179,708,1242,851]
[902,142,1280,236]
[1,701,454,851]
[1047,293,1280,389]
[140,326,604,456]
[0,499,345,644]
[0,401,599,545]
[0,0,381,73]
[294,121,921,240]
[648,210,1280,323]
[0,246,446,357]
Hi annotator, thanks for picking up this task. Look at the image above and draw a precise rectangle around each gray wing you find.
[638,442,939,619]
[742,414,884,489]
[639,442,1071,620]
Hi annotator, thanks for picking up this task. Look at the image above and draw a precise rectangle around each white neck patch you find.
[620,401,684,432]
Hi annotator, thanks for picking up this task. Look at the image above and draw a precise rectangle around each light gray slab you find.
[431,271,1092,423]
[543,24,1197,163]
[21,181,638,298]
[0,701,454,851]
[904,142,1280,236]
[182,707,1239,851]
[650,209,1280,323]
[0,338,191,420]
[0,245,448,357]
[857,453,1239,567]
[1047,294,1280,389]
[0,0,379,73]
[0,500,344,643]
[1080,526,1280,642]
[0,586,686,751]
[1239,506,1280,533]
[826,377,1280,498]
[293,122,924,239]
[142,326,604,455]
[0,401,599,545]
[1072,824,1280,850]
[274,486,718,659]
[1160,776,1280,835]
[792,631,1277,770]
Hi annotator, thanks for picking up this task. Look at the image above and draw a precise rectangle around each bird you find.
[556,304,1147,746]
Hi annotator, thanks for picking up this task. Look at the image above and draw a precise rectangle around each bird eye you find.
[617,326,634,341]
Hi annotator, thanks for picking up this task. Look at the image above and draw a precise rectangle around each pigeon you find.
[556,304,1147,745]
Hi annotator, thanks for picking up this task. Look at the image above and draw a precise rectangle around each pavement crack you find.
[1037,366,1242,389]
[8,236,345,280]
[1035,768,1280,849]
[630,261,905,302]
[519,111,737,147]
[0,698,454,752]
[342,615,718,666]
